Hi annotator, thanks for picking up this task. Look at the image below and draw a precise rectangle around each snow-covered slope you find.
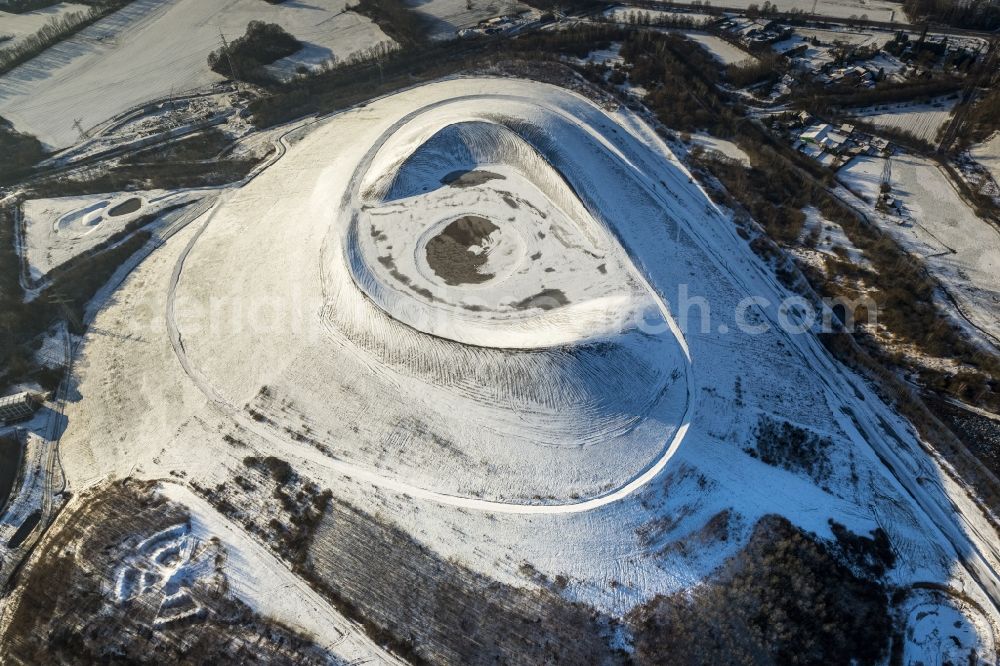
[173,89,694,504]
[22,189,205,278]
[973,132,1000,189]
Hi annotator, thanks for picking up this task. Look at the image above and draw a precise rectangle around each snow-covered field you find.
[406,0,530,40]
[900,588,997,665]
[688,132,750,165]
[0,2,89,50]
[44,77,1000,650]
[794,26,883,46]
[839,154,1000,342]
[850,98,957,144]
[0,0,390,148]
[683,32,755,65]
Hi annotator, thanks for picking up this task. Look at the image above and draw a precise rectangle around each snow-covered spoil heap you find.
[173,86,692,504]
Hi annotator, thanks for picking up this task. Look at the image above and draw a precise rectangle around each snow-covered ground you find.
[772,33,837,70]
[794,26,883,46]
[0,0,390,148]
[900,588,996,665]
[688,132,750,166]
[158,483,405,664]
[972,132,1000,189]
[850,98,957,145]
[21,189,206,278]
[772,27,903,74]
[683,32,755,65]
[790,204,872,273]
[839,154,1000,342]
[0,2,89,50]
[47,77,1000,642]
[576,42,623,66]
[406,0,530,40]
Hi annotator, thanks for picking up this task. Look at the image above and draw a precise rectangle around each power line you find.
[218,28,242,94]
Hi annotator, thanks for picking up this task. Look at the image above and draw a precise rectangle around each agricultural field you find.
[0,0,391,148]
[849,98,958,145]
[683,32,756,65]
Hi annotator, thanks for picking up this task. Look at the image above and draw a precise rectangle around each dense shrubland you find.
[630,515,893,665]
[796,79,964,114]
[961,87,1000,145]
[620,31,738,136]
[28,158,259,198]
[0,435,21,515]
[0,0,61,11]
[748,417,834,483]
[0,117,45,185]
[902,0,1000,29]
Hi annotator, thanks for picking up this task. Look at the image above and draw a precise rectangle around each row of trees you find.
[346,0,430,46]
[0,117,45,185]
[0,1,132,76]
[903,0,1000,30]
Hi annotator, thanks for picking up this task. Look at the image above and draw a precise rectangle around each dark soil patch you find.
[512,288,569,311]
[0,435,21,514]
[425,215,498,286]
[107,197,142,217]
[441,170,506,188]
